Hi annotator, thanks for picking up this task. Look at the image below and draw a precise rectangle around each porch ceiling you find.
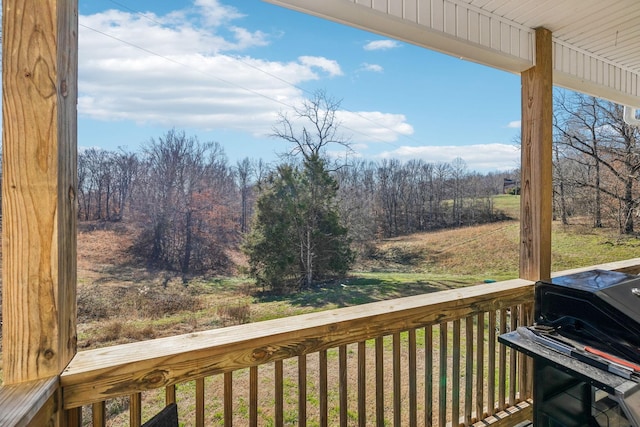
[264,0,640,107]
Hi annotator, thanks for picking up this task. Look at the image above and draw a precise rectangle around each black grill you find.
[500,269,640,427]
[535,269,640,365]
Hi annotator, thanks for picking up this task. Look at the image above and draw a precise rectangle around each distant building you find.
[503,178,519,194]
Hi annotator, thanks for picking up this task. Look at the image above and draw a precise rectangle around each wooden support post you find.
[2,0,78,385]
[520,27,552,282]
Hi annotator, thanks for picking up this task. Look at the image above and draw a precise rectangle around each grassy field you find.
[3,194,640,423]
[70,194,640,351]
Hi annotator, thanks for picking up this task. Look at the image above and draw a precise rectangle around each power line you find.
[80,23,293,112]
[85,1,422,148]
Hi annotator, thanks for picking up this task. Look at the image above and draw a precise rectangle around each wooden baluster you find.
[425,326,433,427]
[166,384,176,405]
[250,367,258,427]
[358,341,367,427]
[465,317,473,426]
[476,312,485,421]
[525,303,534,398]
[196,378,205,427]
[376,337,384,427]
[498,309,507,410]
[320,350,328,427]
[509,306,518,406]
[408,329,417,427]
[452,320,461,427]
[66,407,82,427]
[339,345,348,427]
[224,373,233,427]
[275,360,284,427]
[517,304,527,403]
[393,333,401,427]
[130,393,142,427]
[439,323,447,427]
[487,310,497,416]
[298,355,307,427]
[92,402,105,427]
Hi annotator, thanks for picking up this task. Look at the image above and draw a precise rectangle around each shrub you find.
[217,303,251,325]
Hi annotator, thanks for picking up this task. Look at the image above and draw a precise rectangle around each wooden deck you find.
[60,278,536,426]
[3,258,640,426]
[2,1,640,426]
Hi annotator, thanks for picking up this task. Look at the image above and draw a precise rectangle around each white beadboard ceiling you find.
[264,0,640,107]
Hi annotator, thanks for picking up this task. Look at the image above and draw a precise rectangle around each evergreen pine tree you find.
[243,155,353,292]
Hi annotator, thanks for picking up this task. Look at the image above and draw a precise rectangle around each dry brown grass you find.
[359,220,521,279]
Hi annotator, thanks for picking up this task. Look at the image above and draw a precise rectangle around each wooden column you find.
[520,27,552,281]
[2,0,78,384]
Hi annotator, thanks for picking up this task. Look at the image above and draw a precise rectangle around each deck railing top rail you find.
[60,255,640,412]
[61,278,535,409]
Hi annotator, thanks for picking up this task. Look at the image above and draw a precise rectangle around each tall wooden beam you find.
[520,28,552,281]
[2,0,78,384]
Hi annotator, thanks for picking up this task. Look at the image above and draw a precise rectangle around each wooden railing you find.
[3,259,640,426]
[60,278,536,427]
[0,377,60,426]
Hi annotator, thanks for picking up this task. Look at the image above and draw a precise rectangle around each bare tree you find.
[235,157,254,234]
[133,129,236,274]
[272,89,351,161]
[246,90,354,290]
[554,93,640,233]
[554,93,605,227]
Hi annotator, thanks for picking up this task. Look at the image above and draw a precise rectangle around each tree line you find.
[553,92,640,233]
[72,133,514,280]
[7,89,636,289]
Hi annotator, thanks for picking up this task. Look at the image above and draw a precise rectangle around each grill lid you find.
[535,269,640,364]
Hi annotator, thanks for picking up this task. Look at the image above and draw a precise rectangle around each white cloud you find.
[506,120,521,129]
[78,6,348,135]
[337,111,414,143]
[298,56,343,77]
[77,3,415,151]
[360,63,383,73]
[193,0,244,28]
[363,40,401,51]
[376,143,520,172]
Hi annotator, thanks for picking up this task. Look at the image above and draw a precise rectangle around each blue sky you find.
[77,0,523,172]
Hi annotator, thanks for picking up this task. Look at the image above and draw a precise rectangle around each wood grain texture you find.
[298,355,307,427]
[452,321,461,427]
[438,323,447,427]
[197,377,206,427]
[2,0,78,384]
[339,345,347,427]
[464,317,473,425]
[275,361,283,427]
[92,401,106,427]
[375,337,384,427]
[357,341,366,427]
[519,27,553,281]
[487,311,496,416]
[393,333,401,427]
[498,309,507,410]
[56,264,635,422]
[165,384,176,405]
[319,350,328,427]
[425,326,433,427]
[408,329,417,427]
[250,367,258,427]
[130,393,141,427]
[476,313,485,419]
[61,279,534,408]
[509,306,518,406]
[224,373,232,427]
[471,399,533,427]
[65,407,82,427]
[0,377,59,427]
